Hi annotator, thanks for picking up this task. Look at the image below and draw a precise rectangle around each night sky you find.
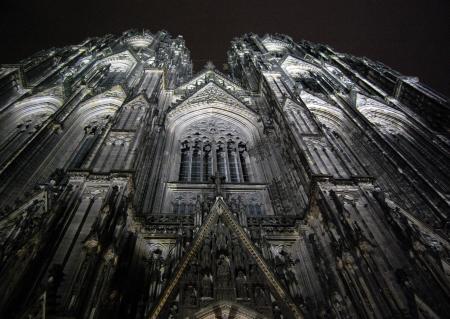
[1,0,449,96]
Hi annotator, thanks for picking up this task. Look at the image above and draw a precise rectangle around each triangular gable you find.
[148,197,304,319]
[167,82,258,123]
[176,69,244,94]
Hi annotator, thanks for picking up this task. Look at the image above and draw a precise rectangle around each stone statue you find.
[232,239,245,270]
[273,304,283,319]
[254,286,267,306]
[237,196,248,227]
[285,268,299,298]
[201,237,211,269]
[215,222,227,251]
[148,251,164,299]
[216,254,231,288]
[194,195,202,226]
[185,263,197,283]
[168,304,178,319]
[235,271,247,298]
[201,273,213,298]
[184,285,197,305]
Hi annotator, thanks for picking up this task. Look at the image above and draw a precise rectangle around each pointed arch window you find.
[216,142,227,180]
[191,142,202,182]
[179,141,190,181]
[203,143,212,182]
[228,141,239,183]
[239,142,250,182]
[178,129,252,184]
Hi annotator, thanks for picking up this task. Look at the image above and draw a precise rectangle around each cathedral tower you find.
[0,30,449,319]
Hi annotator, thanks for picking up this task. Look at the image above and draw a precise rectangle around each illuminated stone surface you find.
[0,30,449,319]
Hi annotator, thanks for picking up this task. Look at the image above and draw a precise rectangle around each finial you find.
[205,61,215,70]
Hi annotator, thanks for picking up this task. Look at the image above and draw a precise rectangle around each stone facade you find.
[0,30,449,319]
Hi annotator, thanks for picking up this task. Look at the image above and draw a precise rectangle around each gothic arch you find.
[300,91,351,131]
[307,104,351,132]
[0,86,126,205]
[27,86,126,177]
[124,34,154,49]
[300,91,368,177]
[281,56,322,79]
[0,87,63,165]
[115,94,149,130]
[261,36,291,54]
[96,51,137,73]
[94,51,137,86]
[323,63,354,88]
[356,94,450,194]
[164,86,263,184]
[0,87,63,142]
[145,84,268,214]
[60,86,127,169]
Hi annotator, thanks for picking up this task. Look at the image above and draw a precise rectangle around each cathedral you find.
[0,29,449,319]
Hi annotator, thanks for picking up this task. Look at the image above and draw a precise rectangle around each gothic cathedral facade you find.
[0,30,449,319]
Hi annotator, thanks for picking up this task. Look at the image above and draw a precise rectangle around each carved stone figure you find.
[194,195,202,226]
[201,273,213,298]
[184,285,197,306]
[216,255,231,288]
[0,29,449,319]
[235,271,247,299]
[148,251,164,299]
[232,239,245,270]
[285,268,299,298]
[254,286,268,306]
[215,223,227,251]
[237,196,248,227]
[201,237,211,269]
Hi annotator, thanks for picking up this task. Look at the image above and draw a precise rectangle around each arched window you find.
[228,141,239,182]
[177,119,252,184]
[216,142,227,180]
[179,141,190,181]
[203,143,212,182]
[0,92,62,167]
[178,139,251,183]
[239,142,250,182]
[191,142,201,182]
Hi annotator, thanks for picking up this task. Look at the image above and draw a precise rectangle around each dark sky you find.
[1,0,449,96]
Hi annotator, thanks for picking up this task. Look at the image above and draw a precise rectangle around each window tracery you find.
[177,119,251,183]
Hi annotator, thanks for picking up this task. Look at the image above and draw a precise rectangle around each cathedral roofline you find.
[176,68,243,93]
[167,81,258,123]
[170,80,253,112]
